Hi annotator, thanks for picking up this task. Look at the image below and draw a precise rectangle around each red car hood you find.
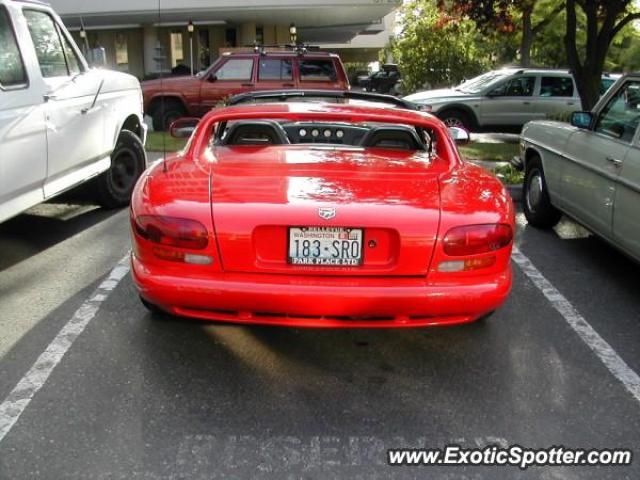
[209,146,447,276]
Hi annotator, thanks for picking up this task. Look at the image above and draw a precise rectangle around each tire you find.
[523,155,562,228]
[438,109,472,131]
[151,98,186,131]
[95,130,146,209]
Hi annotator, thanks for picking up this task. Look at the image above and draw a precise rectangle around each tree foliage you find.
[566,0,640,109]
[437,0,565,66]
[391,0,504,93]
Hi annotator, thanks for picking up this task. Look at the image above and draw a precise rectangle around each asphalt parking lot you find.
[0,199,639,479]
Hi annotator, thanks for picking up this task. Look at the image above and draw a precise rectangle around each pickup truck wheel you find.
[96,130,146,208]
[523,156,561,228]
[151,100,186,131]
[439,109,471,131]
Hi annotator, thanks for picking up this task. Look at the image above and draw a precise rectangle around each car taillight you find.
[135,215,208,250]
[443,224,512,256]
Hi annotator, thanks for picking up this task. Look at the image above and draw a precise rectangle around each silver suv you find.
[404,68,619,131]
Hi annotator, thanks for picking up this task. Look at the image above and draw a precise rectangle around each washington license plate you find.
[288,227,363,266]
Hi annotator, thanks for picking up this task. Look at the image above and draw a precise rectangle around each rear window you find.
[300,59,337,82]
[258,59,293,81]
[540,76,574,97]
[0,6,27,87]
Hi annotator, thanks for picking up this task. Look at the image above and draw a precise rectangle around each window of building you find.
[198,29,210,69]
[540,76,574,97]
[170,31,183,67]
[24,10,69,77]
[215,58,253,80]
[225,28,237,48]
[0,6,27,87]
[299,59,337,82]
[115,33,128,66]
[255,26,264,45]
[258,59,292,80]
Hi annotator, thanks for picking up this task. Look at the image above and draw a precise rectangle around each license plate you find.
[288,227,363,266]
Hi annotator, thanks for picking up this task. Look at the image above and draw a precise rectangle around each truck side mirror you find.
[87,46,107,68]
[208,74,217,83]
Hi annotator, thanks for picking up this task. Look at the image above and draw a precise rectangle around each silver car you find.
[520,73,640,262]
[404,68,619,131]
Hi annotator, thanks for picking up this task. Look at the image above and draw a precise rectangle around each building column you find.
[239,22,256,46]
[143,25,159,76]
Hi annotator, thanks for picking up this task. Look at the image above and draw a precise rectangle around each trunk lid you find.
[210,146,444,276]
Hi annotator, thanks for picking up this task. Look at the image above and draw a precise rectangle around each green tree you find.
[391,0,497,93]
[566,0,640,109]
[438,0,565,67]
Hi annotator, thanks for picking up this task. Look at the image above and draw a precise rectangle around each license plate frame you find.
[287,226,364,266]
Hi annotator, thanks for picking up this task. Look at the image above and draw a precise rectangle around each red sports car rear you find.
[130,102,514,327]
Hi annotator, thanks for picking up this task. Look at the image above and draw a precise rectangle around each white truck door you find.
[22,8,107,198]
[0,4,47,223]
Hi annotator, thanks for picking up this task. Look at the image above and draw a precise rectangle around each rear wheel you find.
[151,98,186,131]
[523,155,562,228]
[438,109,472,131]
[96,130,146,208]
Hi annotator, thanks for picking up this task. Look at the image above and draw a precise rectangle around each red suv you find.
[142,50,349,130]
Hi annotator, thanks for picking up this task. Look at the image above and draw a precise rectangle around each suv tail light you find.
[134,215,208,250]
[443,224,512,256]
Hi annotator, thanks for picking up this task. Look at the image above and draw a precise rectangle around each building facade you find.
[49,0,399,79]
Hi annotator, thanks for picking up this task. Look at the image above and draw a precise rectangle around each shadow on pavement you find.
[0,201,125,272]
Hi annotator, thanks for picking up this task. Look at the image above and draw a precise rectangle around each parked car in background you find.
[404,68,621,131]
[142,47,349,130]
[520,73,640,262]
[0,0,147,224]
[360,64,401,95]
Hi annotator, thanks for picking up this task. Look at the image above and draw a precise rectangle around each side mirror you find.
[571,111,593,129]
[87,47,107,68]
[208,74,217,83]
[169,117,199,139]
[449,126,470,145]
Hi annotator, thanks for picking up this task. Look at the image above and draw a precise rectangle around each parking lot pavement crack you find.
[0,254,131,444]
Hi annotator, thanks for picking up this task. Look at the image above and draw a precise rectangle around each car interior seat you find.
[223,121,290,145]
[359,126,425,151]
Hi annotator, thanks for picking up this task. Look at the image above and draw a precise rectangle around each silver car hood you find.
[404,88,483,104]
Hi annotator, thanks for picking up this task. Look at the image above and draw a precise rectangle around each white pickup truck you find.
[0,0,147,223]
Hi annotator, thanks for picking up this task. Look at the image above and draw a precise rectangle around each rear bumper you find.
[132,255,512,328]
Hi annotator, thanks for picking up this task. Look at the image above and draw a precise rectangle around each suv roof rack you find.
[226,89,419,111]
[243,44,324,55]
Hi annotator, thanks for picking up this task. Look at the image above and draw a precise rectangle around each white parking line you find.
[512,246,640,405]
[0,255,130,444]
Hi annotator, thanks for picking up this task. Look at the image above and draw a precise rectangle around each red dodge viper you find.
[130,97,514,328]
